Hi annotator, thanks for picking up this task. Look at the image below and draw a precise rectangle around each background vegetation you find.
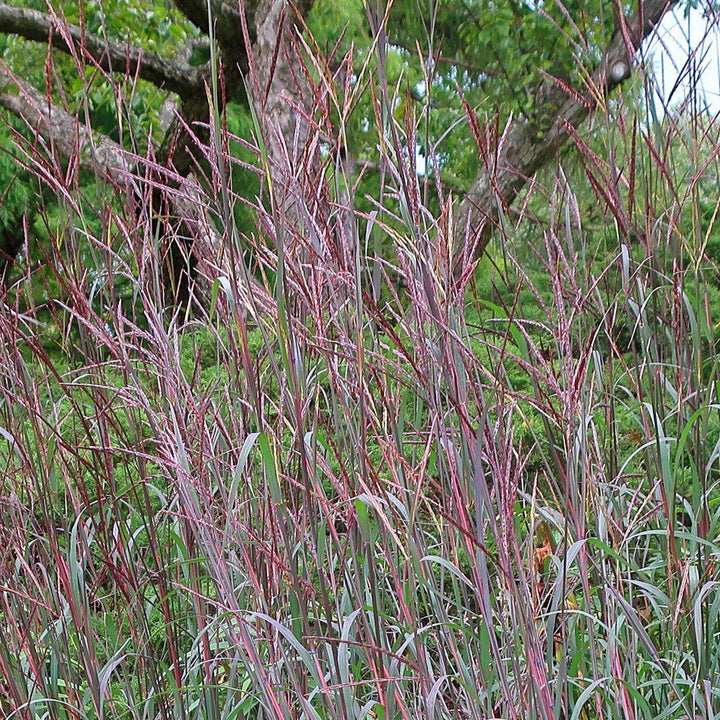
[2,1,720,718]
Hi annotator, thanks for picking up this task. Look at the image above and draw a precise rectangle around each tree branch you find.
[0,63,129,177]
[0,63,252,306]
[453,0,678,265]
[0,3,205,98]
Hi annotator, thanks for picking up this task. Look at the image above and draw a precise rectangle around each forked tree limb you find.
[0,62,257,304]
[0,0,317,304]
[0,1,211,178]
[0,3,205,98]
[453,0,679,267]
[0,0,317,182]
[0,1,270,176]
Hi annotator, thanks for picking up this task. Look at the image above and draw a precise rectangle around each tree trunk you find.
[452,0,678,272]
[251,0,316,221]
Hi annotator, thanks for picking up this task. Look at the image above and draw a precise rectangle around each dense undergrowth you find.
[3,19,720,720]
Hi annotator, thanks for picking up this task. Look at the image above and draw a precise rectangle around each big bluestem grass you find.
[3,8,720,720]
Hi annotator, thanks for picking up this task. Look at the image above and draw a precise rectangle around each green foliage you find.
[306,0,618,189]
[309,0,369,49]
[0,124,37,232]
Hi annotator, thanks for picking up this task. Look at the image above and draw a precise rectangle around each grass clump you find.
[4,18,720,720]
